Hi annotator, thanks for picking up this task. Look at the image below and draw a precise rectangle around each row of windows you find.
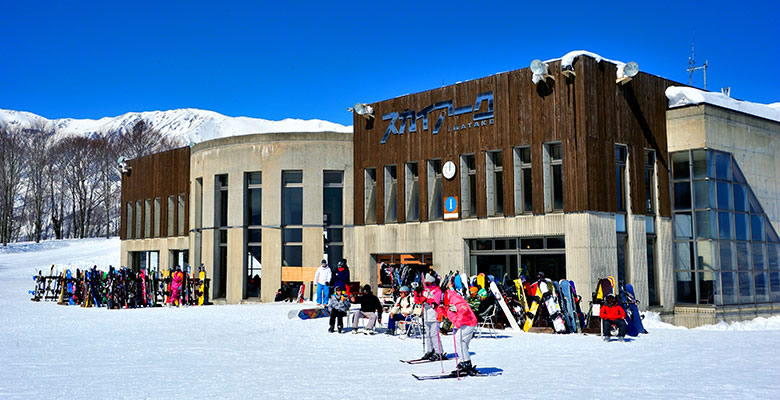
[363,143,564,224]
[125,195,185,240]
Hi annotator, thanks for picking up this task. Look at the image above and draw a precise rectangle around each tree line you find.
[0,120,184,245]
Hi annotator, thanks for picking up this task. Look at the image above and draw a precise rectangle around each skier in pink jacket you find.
[438,286,478,375]
[168,267,184,306]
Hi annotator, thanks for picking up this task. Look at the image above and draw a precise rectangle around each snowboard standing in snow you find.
[559,280,579,333]
[488,281,522,331]
[523,282,543,332]
[621,283,646,336]
[540,281,567,333]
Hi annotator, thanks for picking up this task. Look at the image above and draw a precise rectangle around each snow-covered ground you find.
[2,239,779,399]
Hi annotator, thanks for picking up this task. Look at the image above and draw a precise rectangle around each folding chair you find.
[475,304,498,339]
[398,315,423,339]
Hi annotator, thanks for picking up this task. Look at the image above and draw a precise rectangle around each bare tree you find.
[23,122,54,242]
[118,120,184,159]
[0,125,25,245]
[57,136,103,238]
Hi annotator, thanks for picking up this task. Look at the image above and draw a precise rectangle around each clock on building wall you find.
[442,160,456,180]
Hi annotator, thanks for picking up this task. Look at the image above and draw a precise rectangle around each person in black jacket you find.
[350,284,383,334]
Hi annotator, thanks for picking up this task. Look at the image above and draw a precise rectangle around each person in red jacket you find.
[599,293,627,341]
[438,286,479,375]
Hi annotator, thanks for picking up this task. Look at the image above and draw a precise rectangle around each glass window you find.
[769,244,779,270]
[547,237,565,248]
[168,195,175,236]
[364,168,377,224]
[698,271,715,304]
[720,241,735,270]
[323,170,344,267]
[247,187,262,226]
[693,180,714,209]
[736,242,750,270]
[647,239,659,305]
[460,156,476,218]
[752,243,765,270]
[406,162,420,221]
[718,212,732,239]
[672,151,690,180]
[323,171,342,185]
[247,172,262,185]
[126,202,132,239]
[154,198,161,237]
[644,149,656,214]
[486,151,503,216]
[177,195,185,236]
[135,200,142,239]
[513,147,532,214]
[617,235,627,283]
[323,186,343,226]
[770,272,780,302]
[520,238,544,250]
[675,213,693,238]
[697,241,715,270]
[646,216,655,234]
[428,159,443,220]
[717,182,732,210]
[616,214,627,233]
[676,242,694,270]
[384,165,398,223]
[691,149,710,179]
[748,190,761,214]
[720,271,737,305]
[714,151,731,180]
[733,183,747,212]
[695,210,714,239]
[738,271,753,303]
[734,213,748,241]
[751,215,764,241]
[544,142,563,212]
[615,145,628,213]
[674,182,692,210]
[676,272,696,303]
[755,272,769,303]
[282,171,303,267]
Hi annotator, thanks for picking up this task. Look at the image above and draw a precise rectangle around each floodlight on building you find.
[561,64,576,79]
[530,59,554,84]
[616,61,639,85]
[348,103,375,119]
[117,156,131,175]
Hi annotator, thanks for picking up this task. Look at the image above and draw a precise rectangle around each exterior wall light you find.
[616,61,639,85]
[530,59,554,84]
[561,65,576,79]
[117,156,132,175]
[348,103,375,119]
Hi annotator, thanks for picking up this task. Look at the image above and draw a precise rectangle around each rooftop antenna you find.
[687,42,708,90]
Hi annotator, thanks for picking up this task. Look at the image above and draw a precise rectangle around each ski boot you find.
[338,326,343,334]
[602,335,611,342]
[453,360,477,376]
[421,350,434,360]
[617,336,626,342]
[328,327,335,333]
[428,352,447,361]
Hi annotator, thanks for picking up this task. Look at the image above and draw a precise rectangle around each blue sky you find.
[1,1,778,126]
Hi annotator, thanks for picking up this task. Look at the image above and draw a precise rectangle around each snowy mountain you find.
[0,108,353,145]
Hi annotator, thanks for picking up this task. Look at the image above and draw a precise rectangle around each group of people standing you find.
[313,259,351,306]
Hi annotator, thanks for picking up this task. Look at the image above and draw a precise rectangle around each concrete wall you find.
[189,132,353,304]
[667,105,780,233]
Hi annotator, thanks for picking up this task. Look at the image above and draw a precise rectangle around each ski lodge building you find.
[119,52,780,326]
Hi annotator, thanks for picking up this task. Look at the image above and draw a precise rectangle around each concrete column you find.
[227,228,244,303]
[260,227,282,303]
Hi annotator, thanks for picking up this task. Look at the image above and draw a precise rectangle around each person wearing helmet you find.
[599,293,627,341]
[475,288,496,322]
[385,286,416,335]
[415,273,446,361]
[327,286,350,333]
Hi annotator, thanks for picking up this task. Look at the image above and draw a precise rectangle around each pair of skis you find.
[400,358,502,380]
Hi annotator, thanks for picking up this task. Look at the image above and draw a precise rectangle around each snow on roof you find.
[666,86,780,123]
[545,50,627,69]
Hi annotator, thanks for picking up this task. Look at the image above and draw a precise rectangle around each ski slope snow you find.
[1,239,779,399]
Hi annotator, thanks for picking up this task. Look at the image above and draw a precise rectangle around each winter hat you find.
[335,286,344,291]
[399,286,410,293]
[469,287,479,296]
[321,259,327,265]
[478,288,488,298]
[424,274,436,283]
[363,284,372,292]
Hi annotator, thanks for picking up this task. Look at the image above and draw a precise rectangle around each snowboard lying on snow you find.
[287,307,330,320]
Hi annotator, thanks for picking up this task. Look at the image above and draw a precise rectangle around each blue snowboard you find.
[559,280,578,333]
[623,284,645,336]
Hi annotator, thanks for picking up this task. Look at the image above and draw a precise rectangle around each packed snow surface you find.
[666,86,780,123]
[2,239,780,399]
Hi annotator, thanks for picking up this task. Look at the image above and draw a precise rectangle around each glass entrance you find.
[520,253,566,281]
